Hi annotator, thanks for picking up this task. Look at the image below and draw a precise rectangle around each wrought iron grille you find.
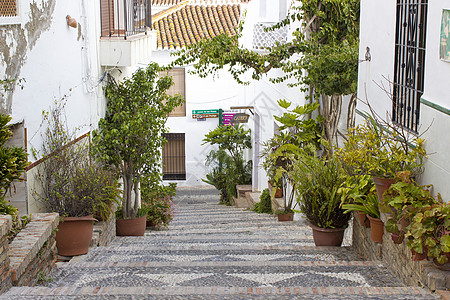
[252,22,288,50]
[0,0,17,17]
[162,133,186,180]
[392,0,428,132]
[100,0,152,38]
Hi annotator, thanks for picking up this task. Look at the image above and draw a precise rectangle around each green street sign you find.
[192,109,219,114]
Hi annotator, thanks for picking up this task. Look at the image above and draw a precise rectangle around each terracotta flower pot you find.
[55,215,96,256]
[372,176,396,203]
[116,215,146,236]
[367,215,384,243]
[268,181,283,198]
[356,211,370,228]
[277,213,294,222]
[391,233,404,244]
[309,223,346,246]
[433,258,450,271]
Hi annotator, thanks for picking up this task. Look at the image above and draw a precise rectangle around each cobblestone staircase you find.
[1,187,439,299]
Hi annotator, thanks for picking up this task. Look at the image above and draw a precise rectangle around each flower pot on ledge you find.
[268,181,283,198]
[367,215,384,243]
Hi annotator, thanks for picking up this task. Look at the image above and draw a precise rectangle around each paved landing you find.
[1,187,439,299]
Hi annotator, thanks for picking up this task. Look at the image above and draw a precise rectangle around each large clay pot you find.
[55,215,96,256]
[372,176,396,203]
[277,213,294,222]
[309,223,346,246]
[411,248,427,261]
[356,211,370,228]
[367,215,384,243]
[116,215,146,236]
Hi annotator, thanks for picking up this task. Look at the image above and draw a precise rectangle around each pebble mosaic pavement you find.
[1,188,439,299]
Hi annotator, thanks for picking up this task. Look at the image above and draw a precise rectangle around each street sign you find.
[230,113,250,123]
[192,109,219,119]
[192,113,218,119]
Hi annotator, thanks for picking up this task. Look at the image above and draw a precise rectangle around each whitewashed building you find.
[357,0,450,201]
[151,0,306,191]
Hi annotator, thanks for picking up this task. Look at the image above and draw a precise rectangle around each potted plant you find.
[141,178,176,229]
[405,202,450,269]
[293,153,351,246]
[93,63,183,235]
[339,175,375,227]
[336,114,426,204]
[260,100,323,221]
[383,172,437,244]
[34,103,120,256]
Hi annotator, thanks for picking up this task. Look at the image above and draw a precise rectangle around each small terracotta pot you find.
[411,248,427,261]
[372,176,396,203]
[277,213,294,222]
[356,211,370,228]
[367,215,384,243]
[55,215,96,256]
[268,181,283,198]
[309,223,346,247]
[116,215,146,236]
[433,258,450,271]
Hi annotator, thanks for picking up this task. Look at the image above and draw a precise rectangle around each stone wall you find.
[352,212,449,291]
[0,218,12,294]
[91,214,116,247]
[0,213,59,294]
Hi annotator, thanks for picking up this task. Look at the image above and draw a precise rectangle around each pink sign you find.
[222,113,235,125]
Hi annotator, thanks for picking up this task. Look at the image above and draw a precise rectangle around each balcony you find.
[99,0,156,67]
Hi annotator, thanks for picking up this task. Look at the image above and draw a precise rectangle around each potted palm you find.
[293,153,351,246]
[93,63,183,236]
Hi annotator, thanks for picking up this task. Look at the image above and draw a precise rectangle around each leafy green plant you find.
[252,188,272,214]
[202,125,252,205]
[141,178,176,228]
[336,114,426,178]
[293,153,351,229]
[93,63,183,219]
[260,100,322,213]
[342,193,380,219]
[405,202,450,264]
[383,173,437,238]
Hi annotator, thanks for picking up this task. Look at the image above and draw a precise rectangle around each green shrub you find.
[253,188,272,214]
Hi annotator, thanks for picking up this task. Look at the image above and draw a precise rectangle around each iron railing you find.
[100,0,152,39]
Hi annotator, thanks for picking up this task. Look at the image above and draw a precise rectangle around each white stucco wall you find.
[358,0,450,201]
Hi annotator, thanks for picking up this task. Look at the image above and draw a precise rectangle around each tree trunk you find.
[133,178,140,216]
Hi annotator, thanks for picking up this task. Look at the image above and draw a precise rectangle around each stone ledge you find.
[7,213,58,282]
[0,216,12,235]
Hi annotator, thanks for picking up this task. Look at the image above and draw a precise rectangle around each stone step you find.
[2,286,438,299]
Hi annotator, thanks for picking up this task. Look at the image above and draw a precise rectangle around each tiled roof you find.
[152,0,184,6]
[153,4,241,50]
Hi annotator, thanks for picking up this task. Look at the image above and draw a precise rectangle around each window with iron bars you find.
[392,0,428,133]
[162,133,186,180]
[0,0,17,17]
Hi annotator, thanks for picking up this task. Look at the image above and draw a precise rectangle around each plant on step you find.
[341,192,380,220]
[252,188,272,214]
[405,201,450,265]
[93,63,183,219]
[141,175,176,228]
[336,113,426,179]
[383,172,438,243]
[293,151,351,229]
[260,99,323,213]
[202,124,252,205]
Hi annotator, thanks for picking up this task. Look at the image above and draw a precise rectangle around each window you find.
[392,0,428,132]
[162,133,186,180]
[0,0,20,24]
[161,68,186,117]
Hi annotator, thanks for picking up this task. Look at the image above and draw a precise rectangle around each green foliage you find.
[202,125,252,205]
[260,100,323,212]
[405,202,450,264]
[341,193,380,219]
[34,102,120,218]
[336,115,426,178]
[141,177,176,228]
[0,114,28,198]
[252,188,272,214]
[293,153,351,229]
[339,175,379,219]
[93,63,183,219]
[171,1,360,97]
[0,78,25,98]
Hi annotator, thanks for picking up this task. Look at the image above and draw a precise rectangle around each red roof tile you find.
[153,4,241,50]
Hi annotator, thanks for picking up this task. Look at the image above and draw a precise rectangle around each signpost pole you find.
[219,109,223,126]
